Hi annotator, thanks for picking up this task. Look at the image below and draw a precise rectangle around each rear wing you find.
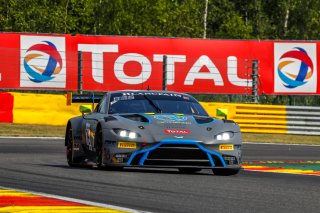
[66,92,103,105]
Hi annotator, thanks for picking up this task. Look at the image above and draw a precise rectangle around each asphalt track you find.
[0,138,319,213]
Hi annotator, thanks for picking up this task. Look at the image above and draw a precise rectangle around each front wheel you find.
[212,168,240,176]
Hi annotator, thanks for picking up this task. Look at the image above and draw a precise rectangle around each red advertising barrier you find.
[0,32,319,95]
[76,35,262,94]
[0,92,13,123]
[0,33,78,91]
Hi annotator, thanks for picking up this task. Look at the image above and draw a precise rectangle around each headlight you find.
[113,129,140,139]
[215,132,234,141]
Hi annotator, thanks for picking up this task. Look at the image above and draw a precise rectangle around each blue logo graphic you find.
[154,115,187,122]
[24,41,63,83]
[277,47,313,89]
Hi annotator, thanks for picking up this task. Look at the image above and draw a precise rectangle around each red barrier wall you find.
[0,92,13,123]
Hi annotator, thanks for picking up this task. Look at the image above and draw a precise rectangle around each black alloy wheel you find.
[66,126,75,167]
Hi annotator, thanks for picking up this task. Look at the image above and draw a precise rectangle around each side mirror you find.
[80,105,92,115]
[216,108,228,120]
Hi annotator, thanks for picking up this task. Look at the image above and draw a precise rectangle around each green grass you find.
[1,123,320,145]
[242,133,320,145]
[0,123,65,137]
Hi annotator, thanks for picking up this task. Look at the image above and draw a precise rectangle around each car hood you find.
[103,113,241,144]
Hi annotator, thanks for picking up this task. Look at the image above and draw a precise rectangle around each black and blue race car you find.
[65,90,242,175]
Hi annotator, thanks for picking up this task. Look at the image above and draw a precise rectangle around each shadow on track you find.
[37,163,215,176]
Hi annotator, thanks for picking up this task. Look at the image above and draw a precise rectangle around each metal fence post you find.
[162,55,167,91]
[252,60,259,103]
[78,51,82,94]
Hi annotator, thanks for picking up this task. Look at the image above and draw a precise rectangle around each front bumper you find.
[123,140,241,169]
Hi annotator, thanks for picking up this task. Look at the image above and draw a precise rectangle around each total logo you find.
[164,129,190,134]
[274,43,317,93]
[20,36,66,88]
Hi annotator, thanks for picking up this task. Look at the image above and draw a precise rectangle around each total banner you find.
[0,32,319,94]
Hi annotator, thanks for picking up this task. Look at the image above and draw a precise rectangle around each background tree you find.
[0,0,319,105]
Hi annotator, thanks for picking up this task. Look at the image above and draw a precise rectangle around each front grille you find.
[212,155,224,167]
[144,144,211,167]
[130,152,144,165]
[129,143,227,167]
[147,144,208,160]
[144,159,210,166]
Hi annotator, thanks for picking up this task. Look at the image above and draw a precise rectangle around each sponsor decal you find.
[274,43,317,93]
[85,123,95,151]
[104,147,111,161]
[20,36,66,88]
[106,140,116,145]
[122,92,183,97]
[154,115,187,122]
[164,129,190,134]
[118,142,137,149]
[219,144,234,151]
[111,95,135,105]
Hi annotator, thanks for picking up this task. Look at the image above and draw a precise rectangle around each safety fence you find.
[201,102,287,134]
[286,106,320,135]
[1,92,320,135]
[202,103,320,135]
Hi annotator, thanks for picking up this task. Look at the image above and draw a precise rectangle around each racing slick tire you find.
[212,168,240,176]
[66,126,76,167]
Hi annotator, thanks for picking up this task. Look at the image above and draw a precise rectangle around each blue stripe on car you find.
[127,139,226,167]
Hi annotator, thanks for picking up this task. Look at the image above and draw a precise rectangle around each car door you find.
[82,95,107,152]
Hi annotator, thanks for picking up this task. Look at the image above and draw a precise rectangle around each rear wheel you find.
[178,168,201,174]
[212,169,240,176]
[66,126,75,167]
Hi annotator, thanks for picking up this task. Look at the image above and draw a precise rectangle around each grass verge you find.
[0,123,66,137]
[242,133,320,145]
[0,123,320,145]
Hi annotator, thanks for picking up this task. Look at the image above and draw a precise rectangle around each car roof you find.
[108,90,191,96]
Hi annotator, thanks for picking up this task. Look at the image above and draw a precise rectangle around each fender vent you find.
[120,114,149,123]
[223,120,235,123]
[104,116,117,122]
[193,116,214,124]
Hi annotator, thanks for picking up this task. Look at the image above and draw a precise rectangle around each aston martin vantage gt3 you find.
[65,91,242,175]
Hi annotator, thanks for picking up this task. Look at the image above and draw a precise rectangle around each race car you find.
[65,90,242,175]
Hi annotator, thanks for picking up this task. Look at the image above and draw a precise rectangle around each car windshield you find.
[108,92,208,116]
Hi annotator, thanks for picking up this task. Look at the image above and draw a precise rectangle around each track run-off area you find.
[0,138,319,213]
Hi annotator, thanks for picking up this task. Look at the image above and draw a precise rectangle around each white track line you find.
[0,185,149,213]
